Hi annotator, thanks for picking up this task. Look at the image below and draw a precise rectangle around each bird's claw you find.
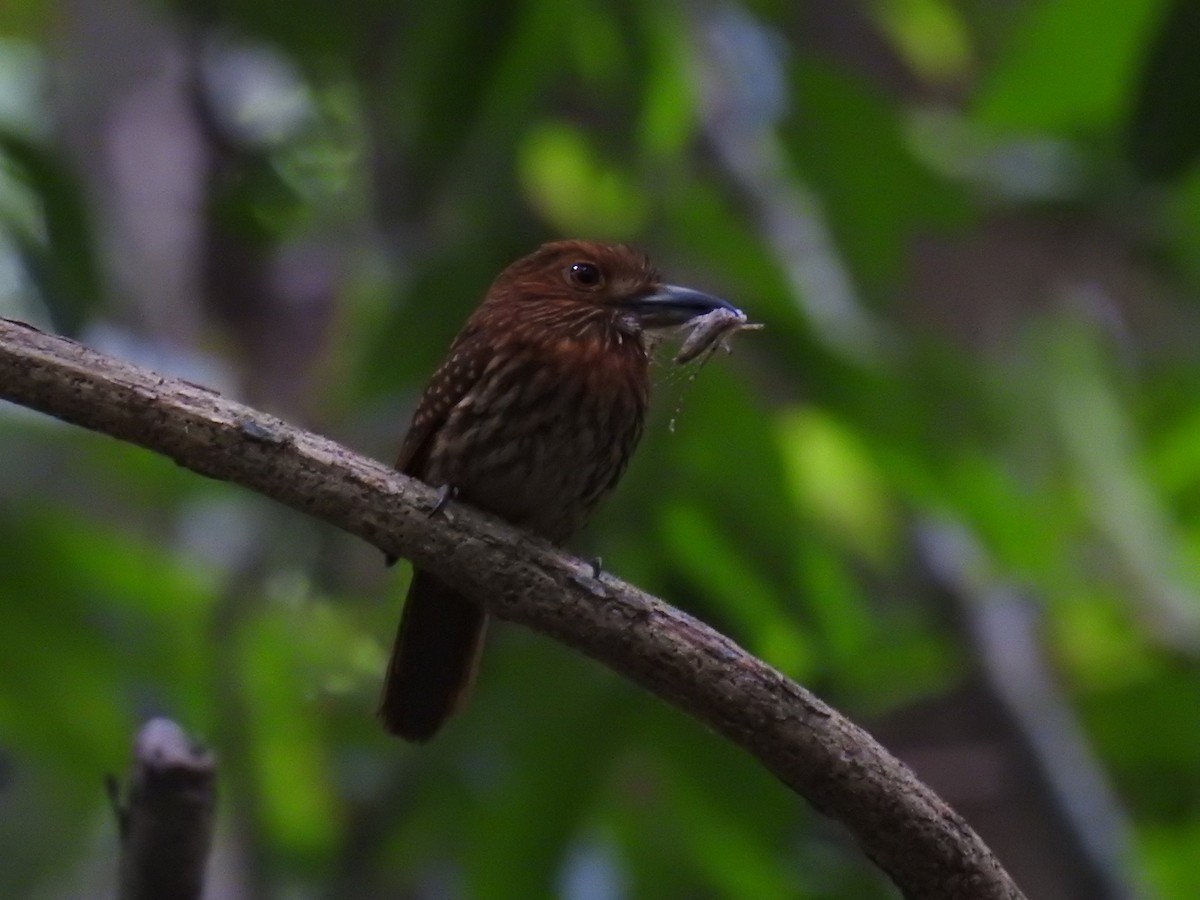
[569,558,609,598]
[428,484,459,517]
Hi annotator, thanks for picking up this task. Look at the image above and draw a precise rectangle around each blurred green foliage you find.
[1,0,1199,897]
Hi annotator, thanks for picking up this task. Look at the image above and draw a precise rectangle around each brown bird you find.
[382,239,739,741]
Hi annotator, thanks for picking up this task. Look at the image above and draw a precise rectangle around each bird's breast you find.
[425,336,649,542]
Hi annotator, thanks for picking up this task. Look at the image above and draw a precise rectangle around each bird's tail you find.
[379,570,488,742]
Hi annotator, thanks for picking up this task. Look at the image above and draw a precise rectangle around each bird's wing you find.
[386,329,487,568]
[394,326,485,477]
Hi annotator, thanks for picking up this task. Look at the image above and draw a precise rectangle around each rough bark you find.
[0,317,1026,900]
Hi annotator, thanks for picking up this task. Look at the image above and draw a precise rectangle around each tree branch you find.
[0,317,1025,900]
[109,718,217,900]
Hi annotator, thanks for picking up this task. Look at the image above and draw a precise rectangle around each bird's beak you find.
[623,284,742,330]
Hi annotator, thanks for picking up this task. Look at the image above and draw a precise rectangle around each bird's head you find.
[481,240,739,343]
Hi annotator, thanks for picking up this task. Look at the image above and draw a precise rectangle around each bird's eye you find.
[568,262,603,288]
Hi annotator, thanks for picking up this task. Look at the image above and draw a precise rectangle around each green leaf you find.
[658,500,816,677]
[519,121,650,237]
[1127,0,1200,179]
[777,407,898,562]
[974,0,1166,134]
[784,61,972,291]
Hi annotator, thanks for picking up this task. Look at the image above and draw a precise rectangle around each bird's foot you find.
[570,558,609,598]
[428,484,459,517]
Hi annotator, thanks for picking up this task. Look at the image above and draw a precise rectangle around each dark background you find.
[1,0,1198,897]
